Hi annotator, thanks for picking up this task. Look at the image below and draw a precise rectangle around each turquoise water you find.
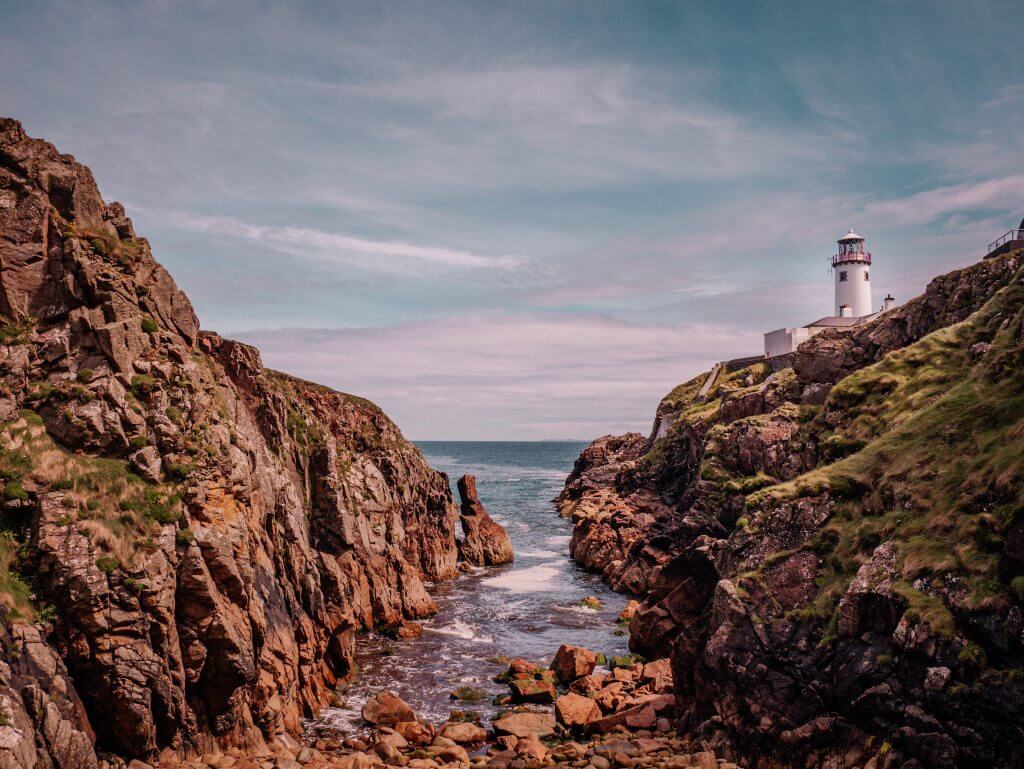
[315,441,628,733]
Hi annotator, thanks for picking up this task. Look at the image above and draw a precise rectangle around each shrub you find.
[3,480,28,501]
[165,406,182,423]
[75,368,94,384]
[165,462,194,481]
[1011,575,1024,602]
[140,317,159,334]
[175,528,195,546]
[123,578,144,595]
[95,555,119,575]
[129,435,148,450]
[121,489,182,525]
[129,375,156,397]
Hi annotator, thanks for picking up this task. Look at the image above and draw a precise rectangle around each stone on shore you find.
[585,703,658,735]
[510,678,556,704]
[555,692,602,727]
[439,721,488,744]
[394,721,435,745]
[492,711,556,738]
[362,692,416,726]
[551,644,597,682]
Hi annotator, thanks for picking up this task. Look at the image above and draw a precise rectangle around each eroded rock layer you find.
[558,250,1024,768]
[0,118,460,766]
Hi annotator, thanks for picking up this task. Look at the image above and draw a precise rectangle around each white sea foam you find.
[426,619,493,643]
[545,534,571,547]
[482,563,561,593]
[516,549,562,558]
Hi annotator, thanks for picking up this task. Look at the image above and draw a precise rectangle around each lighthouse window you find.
[864,271,870,281]
[838,271,848,282]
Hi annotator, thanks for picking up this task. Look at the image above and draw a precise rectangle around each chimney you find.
[882,294,895,311]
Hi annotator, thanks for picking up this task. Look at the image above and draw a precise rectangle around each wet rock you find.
[362,692,416,726]
[457,475,514,566]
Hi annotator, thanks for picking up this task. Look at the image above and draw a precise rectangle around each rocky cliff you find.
[558,250,1024,768]
[0,118,466,768]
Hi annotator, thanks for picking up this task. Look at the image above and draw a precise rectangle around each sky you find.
[2,1,1023,440]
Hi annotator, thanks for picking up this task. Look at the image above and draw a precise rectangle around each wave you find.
[482,563,562,594]
[516,549,563,559]
[425,619,494,643]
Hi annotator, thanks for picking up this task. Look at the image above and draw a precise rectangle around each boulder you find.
[439,721,487,744]
[129,445,162,482]
[362,692,415,726]
[394,721,435,746]
[514,734,547,762]
[509,678,556,704]
[584,704,657,735]
[551,644,597,683]
[492,712,556,738]
[640,658,673,693]
[555,693,602,727]
[456,475,514,566]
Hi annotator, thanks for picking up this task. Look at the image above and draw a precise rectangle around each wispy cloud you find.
[863,175,1024,226]
[136,207,522,272]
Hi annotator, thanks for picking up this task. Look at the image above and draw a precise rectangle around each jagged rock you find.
[550,645,597,683]
[555,693,602,727]
[362,692,416,726]
[584,704,657,735]
[558,246,1024,768]
[0,118,462,763]
[128,445,162,482]
[456,475,513,566]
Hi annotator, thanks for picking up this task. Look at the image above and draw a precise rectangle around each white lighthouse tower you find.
[833,229,872,317]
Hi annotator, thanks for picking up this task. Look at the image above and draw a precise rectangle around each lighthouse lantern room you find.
[833,229,872,317]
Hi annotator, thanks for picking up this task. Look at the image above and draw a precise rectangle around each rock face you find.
[456,474,513,566]
[0,118,460,766]
[559,249,1024,768]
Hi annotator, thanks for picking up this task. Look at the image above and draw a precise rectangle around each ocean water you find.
[313,441,628,734]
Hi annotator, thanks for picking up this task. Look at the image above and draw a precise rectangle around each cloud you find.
[135,206,522,273]
[863,175,1024,226]
[237,313,760,440]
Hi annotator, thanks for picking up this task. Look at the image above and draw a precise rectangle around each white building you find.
[833,229,872,316]
[763,229,895,359]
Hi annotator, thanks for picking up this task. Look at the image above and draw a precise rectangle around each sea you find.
[312,440,628,734]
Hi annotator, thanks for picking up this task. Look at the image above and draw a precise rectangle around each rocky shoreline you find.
[555,251,1024,767]
[115,638,739,769]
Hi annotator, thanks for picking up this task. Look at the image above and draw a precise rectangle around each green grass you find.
[746,269,1024,639]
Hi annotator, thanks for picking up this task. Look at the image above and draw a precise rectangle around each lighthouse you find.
[762,227,893,360]
[833,229,872,317]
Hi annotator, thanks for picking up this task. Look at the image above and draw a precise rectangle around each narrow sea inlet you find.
[314,441,628,733]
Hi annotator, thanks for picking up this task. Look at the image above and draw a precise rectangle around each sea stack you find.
[456,474,514,566]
